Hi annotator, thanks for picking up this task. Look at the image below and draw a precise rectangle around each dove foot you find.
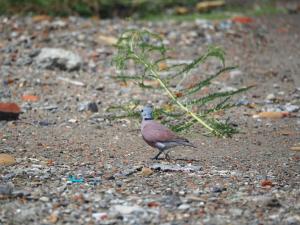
[151,151,164,160]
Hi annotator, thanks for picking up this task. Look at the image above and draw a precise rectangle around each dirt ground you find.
[0,13,299,225]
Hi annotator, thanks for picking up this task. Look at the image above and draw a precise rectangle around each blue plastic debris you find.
[68,175,84,183]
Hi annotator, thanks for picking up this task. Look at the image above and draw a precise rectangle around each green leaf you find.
[186,86,253,106]
[185,66,236,95]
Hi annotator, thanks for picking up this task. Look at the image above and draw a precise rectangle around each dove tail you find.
[183,142,197,148]
[175,138,197,148]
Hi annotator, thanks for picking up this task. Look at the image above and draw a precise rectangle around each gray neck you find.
[144,118,153,121]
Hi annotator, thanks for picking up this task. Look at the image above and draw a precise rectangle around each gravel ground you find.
[0,14,300,225]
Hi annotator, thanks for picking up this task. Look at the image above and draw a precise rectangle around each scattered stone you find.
[253,111,289,119]
[57,76,85,87]
[16,56,33,66]
[48,211,59,223]
[77,101,98,112]
[290,143,300,151]
[196,0,225,12]
[229,208,243,217]
[115,166,143,177]
[150,163,202,172]
[175,6,189,15]
[266,93,276,100]
[211,186,225,193]
[21,95,39,102]
[97,35,118,45]
[50,20,67,29]
[232,16,254,24]
[281,103,300,112]
[265,198,281,208]
[284,215,300,225]
[35,48,82,71]
[39,196,50,202]
[92,212,108,221]
[178,204,190,210]
[68,118,78,123]
[0,154,16,166]
[141,167,153,177]
[261,179,273,187]
[0,183,14,196]
[0,102,21,120]
[110,205,144,215]
[229,69,242,79]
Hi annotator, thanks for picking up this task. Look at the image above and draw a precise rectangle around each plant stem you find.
[141,59,222,136]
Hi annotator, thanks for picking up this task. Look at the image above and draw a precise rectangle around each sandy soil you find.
[0,14,299,225]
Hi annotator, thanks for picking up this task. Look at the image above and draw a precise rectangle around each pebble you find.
[281,103,300,112]
[77,101,99,112]
[0,153,16,166]
[141,167,153,177]
[178,204,190,210]
[150,163,202,172]
[39,196,50,202]
[92,212,108,221]
[211,186,225,193]
[35,48,82,71]
[110,205,144,215]
[0,183,14,195]
[266,93,276,100]
[229,69,242,78]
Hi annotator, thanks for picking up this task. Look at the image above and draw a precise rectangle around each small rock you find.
[92,212,108,221]
[261,179,273,187]
[115,166,143,177]
[0,183,14,195]
[265,198,281,208]
[284,215,300,225]
[229,208,243,217]
[229,69,242,79]
[0,153,16,166]
[39,196,50,202]
[196,0,225,12]
[211,186,225,193]
[50,20,67,29]
[40,105,58,111]
[77,102,98,112]
[178,204,190,210]
[57,76,85,86]
[0,102,21,120]
[151,163,202,172]
[97,35,118,45]
[48,211,59,223]
[282,103,299,112]
[16,56,33,66]
[96,84,105,91]
[35,48,82,71]
[141,167,153,177]
[253,111,289,119]
[111,205,144,215]
[290,144,300,151]
[266,93,276,100]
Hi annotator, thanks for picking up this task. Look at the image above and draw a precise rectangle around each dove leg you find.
[152,150,163,160]
[165,151,172,160]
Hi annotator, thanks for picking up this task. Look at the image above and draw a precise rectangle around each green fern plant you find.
[112,29,252,137]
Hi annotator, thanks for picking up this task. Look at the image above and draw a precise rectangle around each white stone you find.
[111,205,143,215]
[35,48,82,71]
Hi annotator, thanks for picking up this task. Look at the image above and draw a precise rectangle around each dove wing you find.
[142,121,178,143]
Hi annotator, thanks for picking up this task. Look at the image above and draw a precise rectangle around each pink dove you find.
[141,105,196,160]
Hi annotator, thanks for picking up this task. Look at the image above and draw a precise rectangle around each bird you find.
[140,105,196,160]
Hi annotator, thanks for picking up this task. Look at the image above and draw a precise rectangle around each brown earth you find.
[0,14,299,225]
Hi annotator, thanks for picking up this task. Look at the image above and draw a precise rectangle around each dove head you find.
[141,105,153,120]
